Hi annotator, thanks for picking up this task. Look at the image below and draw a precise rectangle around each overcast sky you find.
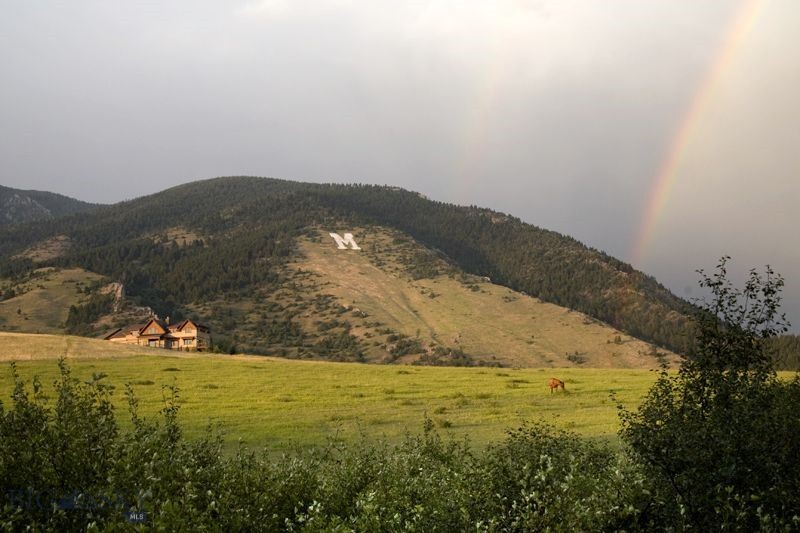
[1,1,798,330]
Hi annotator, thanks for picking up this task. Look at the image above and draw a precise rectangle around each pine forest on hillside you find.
[0,177,694,356]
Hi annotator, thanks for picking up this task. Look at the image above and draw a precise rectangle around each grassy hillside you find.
[275,229,674,368]
[0,177,694,356]
[1,225,674,368]
[0,268,105,333]
[0,333,662,451]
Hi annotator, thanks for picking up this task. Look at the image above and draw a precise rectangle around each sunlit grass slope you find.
[0,331,172,360]
[0,335,662,451]
[0,268,103,333]
[292,231,675,368]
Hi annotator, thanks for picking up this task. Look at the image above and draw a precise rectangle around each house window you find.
[184,339,193,346]
[148,327,157,334]
[148,339,157,346]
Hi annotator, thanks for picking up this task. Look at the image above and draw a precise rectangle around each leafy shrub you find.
[620,258,800,529]
[566,351,586,365]
[414,346,487,367]
[389,337,424,357]
[314,332,364,361]
[471,422,645,531]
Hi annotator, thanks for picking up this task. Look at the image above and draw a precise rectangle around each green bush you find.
[620,258,800,529]
[389,337,424,357]
[471,422,645,531]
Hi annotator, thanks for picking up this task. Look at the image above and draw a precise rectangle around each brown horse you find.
[548,378,565,393]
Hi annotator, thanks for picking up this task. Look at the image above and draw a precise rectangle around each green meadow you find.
[0,353,661,452]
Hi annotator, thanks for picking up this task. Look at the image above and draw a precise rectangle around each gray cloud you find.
[1,1,798,329]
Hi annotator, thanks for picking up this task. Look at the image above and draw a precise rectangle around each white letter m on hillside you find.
[329,232,361,250]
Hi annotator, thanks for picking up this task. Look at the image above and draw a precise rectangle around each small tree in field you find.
[621,257,800,530]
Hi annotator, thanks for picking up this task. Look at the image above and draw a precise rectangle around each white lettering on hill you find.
[329,232,361,250]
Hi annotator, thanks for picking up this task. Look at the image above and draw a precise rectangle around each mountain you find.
[0,185,98,225]
[0,176,695,366]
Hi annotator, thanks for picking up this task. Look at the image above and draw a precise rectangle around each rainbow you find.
[630,0,764,266]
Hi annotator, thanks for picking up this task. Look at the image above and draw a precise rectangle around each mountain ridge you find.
[0,176,694,359]
[0,184,98,225]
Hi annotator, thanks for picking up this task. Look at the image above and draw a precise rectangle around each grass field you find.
[0,333,664,452]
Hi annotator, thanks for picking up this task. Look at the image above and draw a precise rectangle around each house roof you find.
[168,319,210,332]
[169,319,190,331]
[138,318,168,335]
[102,328,124,340]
